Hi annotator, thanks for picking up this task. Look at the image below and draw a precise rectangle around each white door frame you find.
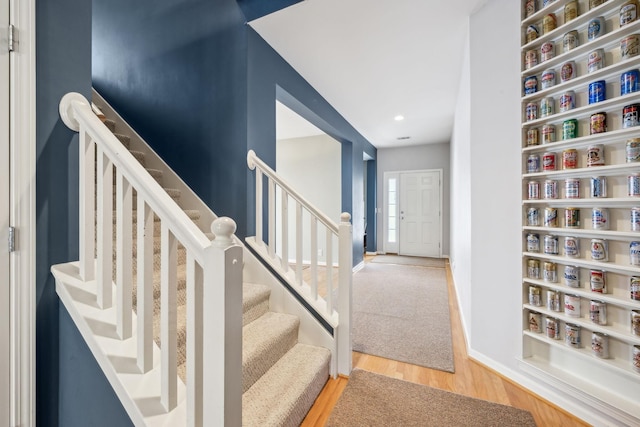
[383,169,443,258]
[9,0,36,425]
[1,0,10,420]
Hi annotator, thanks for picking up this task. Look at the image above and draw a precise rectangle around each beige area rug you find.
[353,262,454,372]
[326,369,538,427]
[370,254,446,268]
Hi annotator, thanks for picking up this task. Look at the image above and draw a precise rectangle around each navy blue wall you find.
[91,3,377,259]
[92,0,249,236]
[247,28,376,265]
[36,0,130,425]
[366,160,377,252]
[237,0,302,22]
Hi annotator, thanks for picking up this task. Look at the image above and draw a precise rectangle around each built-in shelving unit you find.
[521,0,640,420]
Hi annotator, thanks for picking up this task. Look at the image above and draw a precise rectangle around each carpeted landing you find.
[326,369,537,426]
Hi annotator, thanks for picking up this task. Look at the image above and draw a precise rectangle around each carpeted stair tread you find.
[129,150,146,166]
[114,133,131,148]
[175,282,274,384]
[243,312,299,393]
[132,262,188,308]
[153,300,188,376]
[242,343,330,427]
[104,119,116,133]
[112,208,200,224]
[146,168,163,184]
[242,283,270,326]
[112,188,182,212]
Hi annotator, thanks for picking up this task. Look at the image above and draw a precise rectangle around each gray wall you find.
[375,143,451,256]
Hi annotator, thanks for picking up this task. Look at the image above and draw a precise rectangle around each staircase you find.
[52,91,347,426]
[102,118,333,423]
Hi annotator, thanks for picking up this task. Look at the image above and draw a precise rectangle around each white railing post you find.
[337,212,352,376]
[325,229,333,314]
[310,216,318,299]
[202,217,243,427]
[78,127,95,281]
[161,222,178,411]
[268,178,276,258]
[96,146,112,309]
[186,252,203,427]
[137,198,154,373]
[281,192,289,273]
[295,203,303,286]
[116,170,133,340]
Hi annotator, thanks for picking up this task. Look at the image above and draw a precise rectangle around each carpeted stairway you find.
[99,114,330,426]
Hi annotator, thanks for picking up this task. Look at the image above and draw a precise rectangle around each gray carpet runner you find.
[99,115,330,426]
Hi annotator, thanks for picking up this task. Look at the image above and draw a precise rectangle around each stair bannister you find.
[246,149,353,375]
[58,93,243,426]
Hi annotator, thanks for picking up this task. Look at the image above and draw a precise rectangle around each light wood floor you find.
[301,258,590,427]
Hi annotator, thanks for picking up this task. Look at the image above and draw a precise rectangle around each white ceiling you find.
[251,0,488,149]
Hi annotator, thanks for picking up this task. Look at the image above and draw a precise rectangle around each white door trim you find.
[10,0,36,425]
[1,0,10,420]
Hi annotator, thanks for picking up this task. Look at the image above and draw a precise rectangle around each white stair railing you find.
[58,93,243,426]
[246,149,353,375]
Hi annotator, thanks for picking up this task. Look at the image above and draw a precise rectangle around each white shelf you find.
[521,0,624,49]
[522,55,640,101]
[523,225,640,240]
[523,329,639,374]
[522,14,640,76]
[522,90,640,127]
[521,0,575,27]
[523,162,640,179]
[523,250,640,274]
[521,1,640,416]
[522,126,640,152]
[523,197,640,208]
[524,302,640,344]
[523,277,640,310]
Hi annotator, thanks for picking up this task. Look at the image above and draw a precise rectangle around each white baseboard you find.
[467,349,638,426]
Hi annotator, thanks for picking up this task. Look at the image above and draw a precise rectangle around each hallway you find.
[301,259,588,426]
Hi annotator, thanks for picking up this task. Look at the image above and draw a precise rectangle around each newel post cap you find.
[59,92,90,132]
[211,217,237,248]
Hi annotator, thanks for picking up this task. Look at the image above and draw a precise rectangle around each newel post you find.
[337,212,353,376]
[202,217,243,426]
[60,92,96,282]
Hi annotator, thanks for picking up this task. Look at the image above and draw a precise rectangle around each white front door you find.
[399,170,442,257]
[0,0,10,420]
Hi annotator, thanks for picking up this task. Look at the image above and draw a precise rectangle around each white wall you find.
[276,134,341,264]
[450,26,472,338]
[467,0,522,365]
[453,1,639,424]
[375,143,451,256]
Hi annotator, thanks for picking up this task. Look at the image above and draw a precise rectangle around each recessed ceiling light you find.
[397,136,411,140]
[394,115,404,121]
